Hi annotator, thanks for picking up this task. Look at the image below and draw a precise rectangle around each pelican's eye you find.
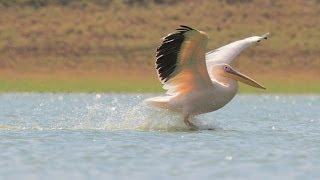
[224,66,228,70]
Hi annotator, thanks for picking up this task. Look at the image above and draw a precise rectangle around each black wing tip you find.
[175,25,194,32]
[157,25,194,52]
[179,25,193,30]
[155,25,194,83]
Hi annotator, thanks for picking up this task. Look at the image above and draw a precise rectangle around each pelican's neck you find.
[209,75,238,110]
[213,75,239,92]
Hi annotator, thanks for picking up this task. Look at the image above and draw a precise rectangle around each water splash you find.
[120,102,189,131]
[0,93,222,132]
[110,101,220,131]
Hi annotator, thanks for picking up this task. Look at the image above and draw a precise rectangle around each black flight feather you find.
[155,25,194,83]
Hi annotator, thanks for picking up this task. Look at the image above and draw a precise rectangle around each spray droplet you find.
[96,94,101,99]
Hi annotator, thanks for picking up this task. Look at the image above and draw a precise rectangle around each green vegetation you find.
[0,77,161,92]
[0,70,318,93]
[239,81,320,94]
[1,76,319,93]
[0,0,319,93]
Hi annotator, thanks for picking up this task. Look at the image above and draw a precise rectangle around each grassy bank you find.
[0,0,319,93]
[0,70,319,93]
[1,79,319,94]
[0,69,159,92]
[238,80,320,94]
[0,78,161,93]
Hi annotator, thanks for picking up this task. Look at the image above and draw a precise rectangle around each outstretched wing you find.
[155,25,212,95]
[206,33,269,72]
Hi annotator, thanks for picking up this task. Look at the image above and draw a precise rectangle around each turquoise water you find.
[0,93,319,179]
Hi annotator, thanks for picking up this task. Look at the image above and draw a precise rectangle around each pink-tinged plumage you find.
[146,25,269,130]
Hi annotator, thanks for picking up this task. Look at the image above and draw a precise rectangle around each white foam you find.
[104,102,189,131]
[104,101,221,131]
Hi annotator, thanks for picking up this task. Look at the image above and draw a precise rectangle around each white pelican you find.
[145,25,269,130]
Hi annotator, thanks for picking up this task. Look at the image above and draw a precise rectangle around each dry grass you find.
[0,0,319,92]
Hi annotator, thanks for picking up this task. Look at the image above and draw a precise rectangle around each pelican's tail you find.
[144,96,172,109]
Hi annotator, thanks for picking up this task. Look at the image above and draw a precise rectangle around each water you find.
[0,93,319,179]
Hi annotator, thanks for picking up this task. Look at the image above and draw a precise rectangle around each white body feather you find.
[145,26,268,128]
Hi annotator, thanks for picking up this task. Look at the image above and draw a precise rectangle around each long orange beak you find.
[225,68,266,89]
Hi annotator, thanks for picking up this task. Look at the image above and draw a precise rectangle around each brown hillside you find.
[0,0,319,80]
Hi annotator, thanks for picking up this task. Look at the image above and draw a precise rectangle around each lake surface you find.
[0,93,319,179]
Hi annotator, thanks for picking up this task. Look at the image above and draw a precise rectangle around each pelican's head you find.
[212,64,266,89]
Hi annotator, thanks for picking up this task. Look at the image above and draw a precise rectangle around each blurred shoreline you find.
[0,0,319,92]
[0,68,319,93]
